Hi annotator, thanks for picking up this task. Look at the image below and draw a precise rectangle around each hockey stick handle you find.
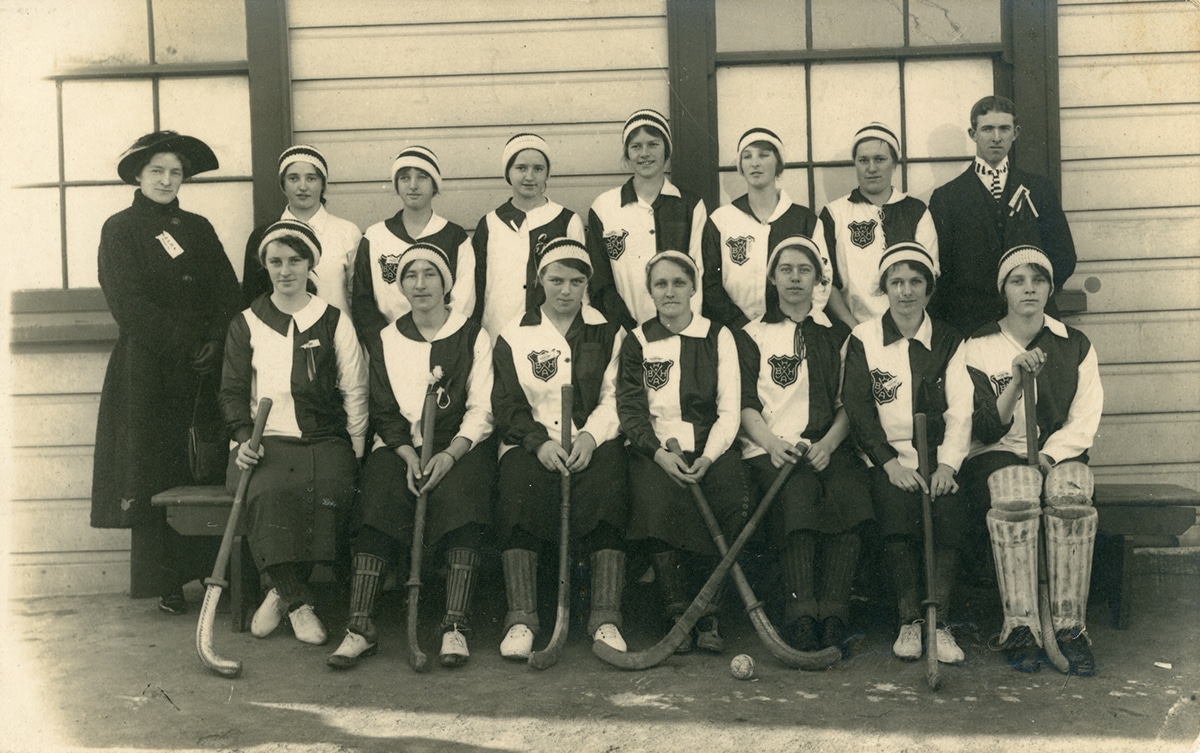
[406,389,440,673]
[1022,373,1038,466]
[1023,371,1071,673]
[593,438,813,670]
[529,383,574,670]
[914,413,943,691]
[197,397,272,678]
[667,439,840,670]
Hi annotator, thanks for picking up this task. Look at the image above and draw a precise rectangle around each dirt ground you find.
[2,556,1197,753]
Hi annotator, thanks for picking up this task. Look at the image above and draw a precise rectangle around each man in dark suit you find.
[928,96,1076,336]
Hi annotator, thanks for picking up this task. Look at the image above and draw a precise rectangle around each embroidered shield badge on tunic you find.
[990,372,1013,397]
[604,229,629,260]
[848,219,877,249]
[379,254,403,284]
[768,354,802,388]
[870,367,901,405]
[527,349,561,382]
[642,359,674,390]
[726,235,752,266]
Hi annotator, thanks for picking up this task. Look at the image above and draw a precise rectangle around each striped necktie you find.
[977,161,1006,201]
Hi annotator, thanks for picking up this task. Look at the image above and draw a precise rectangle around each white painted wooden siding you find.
[1058,0,1200,489]
[8,348,129,597]
[286,0,669,234]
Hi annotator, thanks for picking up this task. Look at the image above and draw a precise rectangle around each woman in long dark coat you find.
[90,130,241,614]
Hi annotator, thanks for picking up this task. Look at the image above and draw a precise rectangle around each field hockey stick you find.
[914,413,944,691]
[196,398,271,678]
[1024,370,1071,674]
[529,383,575,670]
[405,388,441,673]
[594,440,798,670]
[670,438,840,669]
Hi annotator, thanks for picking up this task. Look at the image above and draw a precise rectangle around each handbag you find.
[188,375,227,484]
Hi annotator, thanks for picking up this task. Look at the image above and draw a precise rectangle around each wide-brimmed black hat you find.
[117,130,219,185]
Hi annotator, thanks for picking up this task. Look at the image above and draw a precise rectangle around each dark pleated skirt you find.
[355,438,495,549]
[496,438,629,544]
[868,466,967,551]
[747,445,874,544]
[626,446,751,555]
[226,435,357,571]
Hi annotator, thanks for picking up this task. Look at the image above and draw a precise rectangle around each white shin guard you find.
[987,507,1042,646]
[1044,506,1098,633]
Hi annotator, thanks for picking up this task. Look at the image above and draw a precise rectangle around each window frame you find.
[16,0,289,291]
[666,0,1061,210]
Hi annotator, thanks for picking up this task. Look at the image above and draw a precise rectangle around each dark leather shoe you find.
[1004,626,1043,672]
[158,592,187,615]
[787,616,820,652]
[695,616,724,654]
[1056,627,1096,676]
[819,616,849,655]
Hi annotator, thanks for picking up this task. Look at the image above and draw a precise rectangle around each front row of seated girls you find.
[220,220,1101,677]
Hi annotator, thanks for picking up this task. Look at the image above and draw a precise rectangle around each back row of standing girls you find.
[225,102,1099,674]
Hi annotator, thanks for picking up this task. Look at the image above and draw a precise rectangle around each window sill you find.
[10,288,117,347]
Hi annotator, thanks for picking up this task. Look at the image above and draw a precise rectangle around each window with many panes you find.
[711,0,1005,209]
[6,0,253,290]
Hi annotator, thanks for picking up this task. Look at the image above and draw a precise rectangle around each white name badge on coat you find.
[156,231,185,259]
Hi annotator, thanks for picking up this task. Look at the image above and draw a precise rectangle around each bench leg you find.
[1115,537,1135,630]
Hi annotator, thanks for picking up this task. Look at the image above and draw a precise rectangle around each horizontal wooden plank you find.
[326,175,627,239]
[11,394,100,449]
[1059,3,1200,57]
[287,0,666,28]
[10,287,108,314]
[1061,156,1200,212]
[10,446,94,501]
[8,553,130,598]
[9,348,112,396]
[8,499,128,554]
[1091,412,1200,467]
[1060,310,1200,364]
[1095,483,1200,507]
[10,311,118,346]
[295,121,628,184]
[291,17,667,80]
[1064,258,1200,314]
[1098,361,1200,415]
[1093,463,1200,492]
[1060,53,1200,108]
[292,69,669,132]
[1067,206,1200,262]
[1060,0,1190,4]
[1061,103,1200,161]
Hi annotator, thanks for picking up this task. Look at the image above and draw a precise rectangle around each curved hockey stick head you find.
[196,585,241,677]
[196,397,271,678]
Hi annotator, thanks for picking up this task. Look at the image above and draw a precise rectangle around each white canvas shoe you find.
[440,628,470,667]
[287,604,327,645]
[500,624,534,660]
[592,623,627,652]
[250,588,286,638]
[327,630,377,669]
[936,627,965,664]
[893,620,923,660]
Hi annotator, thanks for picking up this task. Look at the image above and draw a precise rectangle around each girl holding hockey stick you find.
[328,242,495,669]
[737,236,873,657]
[841,241,971,664]
[491,238,629,659]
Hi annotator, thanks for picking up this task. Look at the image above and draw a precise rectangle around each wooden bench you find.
[151,486,259,632]
[1092,482,1199,629]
